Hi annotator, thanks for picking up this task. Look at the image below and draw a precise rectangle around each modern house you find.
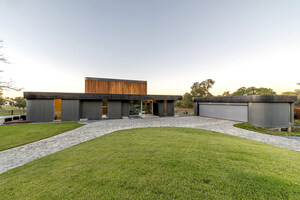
[194,95,297,128]
[24,77,182,122]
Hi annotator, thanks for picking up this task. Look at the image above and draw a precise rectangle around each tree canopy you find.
[222,87,276,96]
[178,79,215,108]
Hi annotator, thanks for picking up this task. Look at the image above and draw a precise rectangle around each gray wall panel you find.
[248,103,292,128]
[167,101,174,116]
[158,101,164,117]
[194,102,199,116]
[199,104,248,122]
[61,100,80,121]
[81,101,102,120]
[26,100,54,122]
[108,101,122,119]
[121,101,130,117]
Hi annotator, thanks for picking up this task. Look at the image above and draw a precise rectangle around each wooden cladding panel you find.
[85,80,147,95]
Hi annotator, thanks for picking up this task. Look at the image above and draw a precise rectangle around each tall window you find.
[54,99,61,120]
[289,103,293,124]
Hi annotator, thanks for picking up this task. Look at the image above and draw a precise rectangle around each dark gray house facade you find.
[194,95,297,128]
[24,77,182,122]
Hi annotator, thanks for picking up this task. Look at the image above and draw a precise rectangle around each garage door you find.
[199,103,248,122]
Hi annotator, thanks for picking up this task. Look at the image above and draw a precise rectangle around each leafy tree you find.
[174,100,182,107]
[13,97,26,114]
[177,79,215,108]
[222,91,231,96]
[0,97,5,108]
[282,83,300,106]
[181,92,193,108]
[231,87,276,96]
[190,79,215,97]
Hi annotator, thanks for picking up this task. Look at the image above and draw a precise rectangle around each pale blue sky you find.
[0,0,299,97]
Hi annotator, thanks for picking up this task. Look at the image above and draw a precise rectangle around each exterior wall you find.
[61,100,80,121]
[26,100,54,122]
[85,79,147,95]
[157,101,165,117]
[81,101,102,120]
[194,102,199,116]
[198,103,248,122]
[248,102,293,128]
[107,101,122,119]
[121,101,130,117]
[167,101,174,116]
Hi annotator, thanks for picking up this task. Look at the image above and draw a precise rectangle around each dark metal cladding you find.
[193,95,297,103]
[23,92,182,101]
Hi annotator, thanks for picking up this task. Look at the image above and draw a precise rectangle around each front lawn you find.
[0,127,299,199]
[234,123,300,137]
[295,120,300,125]
[0,122,84,151]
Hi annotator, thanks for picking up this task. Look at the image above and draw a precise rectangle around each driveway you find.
[0,116,299,174]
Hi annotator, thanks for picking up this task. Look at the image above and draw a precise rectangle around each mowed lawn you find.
[0,127,300,199]
[0,122,84,151]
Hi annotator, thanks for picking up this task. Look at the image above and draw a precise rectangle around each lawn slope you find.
[0,122,84,151]
[0,127,299,199]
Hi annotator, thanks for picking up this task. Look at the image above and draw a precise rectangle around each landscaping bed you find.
[0,127,299,199]
[234,123,300,137]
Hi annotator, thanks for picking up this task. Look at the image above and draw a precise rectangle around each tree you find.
[0,40,21,93]
[176,79,215,108]
[231,86,276,96]
[190,79,215,97]
[181,92,193,108]
[13,97,26,114]
[222,91,231,96]
[0,97,5,108]
[282,83,300,106]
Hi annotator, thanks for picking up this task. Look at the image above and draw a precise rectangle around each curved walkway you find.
[0,116,299,174]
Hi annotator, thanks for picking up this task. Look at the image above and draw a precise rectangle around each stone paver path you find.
[1,116,299,174]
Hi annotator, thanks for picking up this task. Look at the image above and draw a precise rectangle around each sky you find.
[0,0,299,97]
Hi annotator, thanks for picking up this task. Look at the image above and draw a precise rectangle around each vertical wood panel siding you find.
[85,80,147,95]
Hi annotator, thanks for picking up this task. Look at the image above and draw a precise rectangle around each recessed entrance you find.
[54,99,61,120]
[102,99,108,118]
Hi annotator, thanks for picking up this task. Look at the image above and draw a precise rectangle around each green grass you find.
[0,122,84,151]
[0,127,299,199]
[295,120,300,125]
[234,123,300,137]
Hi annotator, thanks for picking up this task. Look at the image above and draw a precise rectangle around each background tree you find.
[0,94,5,108]
[282,83,300,106]
[181,92,193,108]
[177,79,215,108]
[190,79,215,97]
[222,91,231,96]
[13,97,26,114]
[231,86,276,96]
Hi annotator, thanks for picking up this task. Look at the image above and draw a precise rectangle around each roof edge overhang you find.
[85,77,147,84]
[23,92,182,101]
[193,95,297,103]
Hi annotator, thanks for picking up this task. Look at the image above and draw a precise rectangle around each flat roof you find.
[85,77,147,84]
[193,95,297,103]
[24,92,182,101]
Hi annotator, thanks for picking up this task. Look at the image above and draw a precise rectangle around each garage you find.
[198,103,248,122]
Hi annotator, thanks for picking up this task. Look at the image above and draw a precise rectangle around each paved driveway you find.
[0,116,299,174]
